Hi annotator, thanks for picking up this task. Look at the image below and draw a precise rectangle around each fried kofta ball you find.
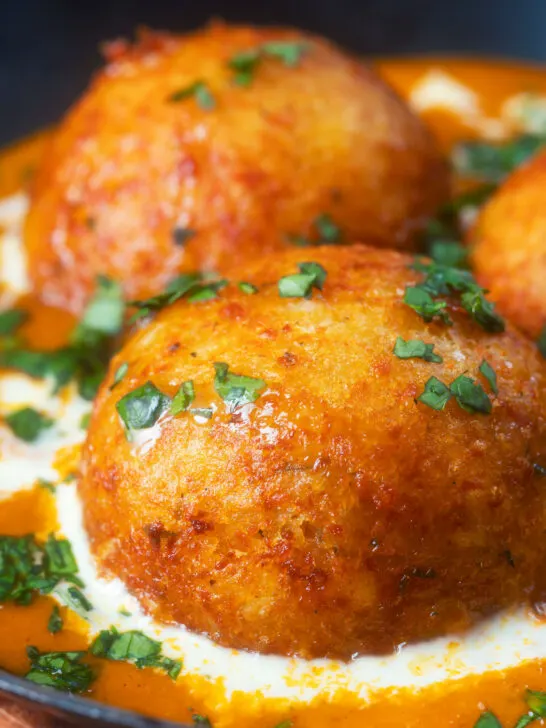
[472,149,546,339]
[25,23,448,315]
[78,245,546,660]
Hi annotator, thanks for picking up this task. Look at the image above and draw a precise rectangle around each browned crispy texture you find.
[25,23,448,314]
[79,245,546,659]
[472,149,546,339]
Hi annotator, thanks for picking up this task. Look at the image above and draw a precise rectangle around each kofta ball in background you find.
[471,149,546,339]
[25,23,448,315]
[79,245,546,660]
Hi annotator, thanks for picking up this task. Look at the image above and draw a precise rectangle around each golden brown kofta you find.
[79,245,546,660]
[472,149,546,339]
[25,23,448,315]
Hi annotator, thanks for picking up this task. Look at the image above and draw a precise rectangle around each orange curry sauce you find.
[0,58,546,727]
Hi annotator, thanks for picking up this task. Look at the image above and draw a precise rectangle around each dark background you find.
[1,0,546,145]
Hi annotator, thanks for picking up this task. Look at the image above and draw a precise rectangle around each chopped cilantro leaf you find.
[403,286,451,324]
[393,337,443,363]
[168,81,216,110]
[129,274,227,320]
[314,213,341,244]
[171,381,195,415]
[213,362,266,409]
[25,646,94,693]
[90,628,182,680]
[0,308,27,336]
[429,240,469,269]
[191,408,214,420]
[5,407,54,443]
[273,722,293,728]
[47,605,63,634]
[66,586,93,613]
[172,227,196,246]
[116,381,171,434]
[228,49,261,86]
[450,374,492,414]
[416,377,452,411]
[261,41,308,66]
[238,281,258,295]
[72,276,124,342]
[193,716,213,727]
[460,290,505,333]
[278,262,326,298]
[37,478,56,493]
[406,260,505,333]
[534,463,546,477]
[110,361,128,390]
[453,135,546,183]
[526,690,546,717]
[80,412,91,430]
[44,535,78,578]
[479,359,498,394]
[473,712,502,728]
[513,715,538,728]
[228,41,307,85]
[537,326,546,358]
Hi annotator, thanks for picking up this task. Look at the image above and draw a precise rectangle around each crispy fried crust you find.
[79,245,546,659]
[25,23,448,314]
[472,149,546,339]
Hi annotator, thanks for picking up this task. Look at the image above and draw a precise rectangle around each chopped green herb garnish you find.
[403,286,451,324]
[66,586,93,613]
[278,262,326,298]
[450,374,492,414]
[406,260,505,333]
[261,40,307,66]
[110,361,128,390]
[129,273,227,321]
[453,134,546,183]
[168,81,216,110]
[429,240,469,268]
[287,213,342,247]
[5,407,54,443]
[116,381,171,434]
[393,337,443,363]
[460,290,505,333]
[0,276,125,400]
[90,627,182,680]
[238,281,259,295]
[526,690,546,717]
[534,463,546,477]
[191,408,214,420]
[25,646,94,693]
[37,478,56,493]
[79,412,91,430]
[44,535,79,578]
[479,359,498,394]
[47,605,63,634]
[513,715,538,728]
[273,722,293,728]
[416,377,452,411]
[0,308,27,336]
[171,381,195,416]
[172,227,196,246]
[473,712,502,728]
[537,326,546,358]
[314,213,341,244]
[213,362,266,409]
[193,716,213,727]
[228,49,261,86]
[228,41,307,85]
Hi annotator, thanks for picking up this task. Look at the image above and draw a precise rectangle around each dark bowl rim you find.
[0,668,190,727]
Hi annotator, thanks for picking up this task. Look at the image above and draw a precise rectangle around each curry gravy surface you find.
[0,58,546,727]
